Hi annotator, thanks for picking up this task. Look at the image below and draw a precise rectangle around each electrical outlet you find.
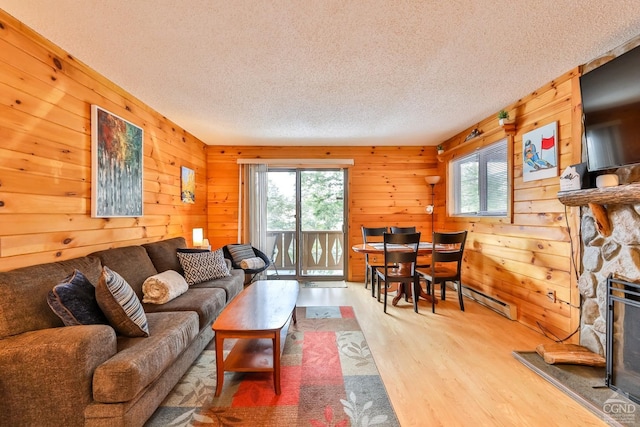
[546,289,556,303]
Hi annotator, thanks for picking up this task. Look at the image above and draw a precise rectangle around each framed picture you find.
[91,105,144,217]
[181,166,196,204]
[522,121,558,182]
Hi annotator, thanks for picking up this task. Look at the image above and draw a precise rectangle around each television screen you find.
[580,44,640,172]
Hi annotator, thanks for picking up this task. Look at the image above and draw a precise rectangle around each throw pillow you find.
[142,270,189,304]
[226,244,256,266]
[239,256,266,270]
[176,248,210,254]
[96,266,149,337]
[47,269,109,326]
[177,249,231,285]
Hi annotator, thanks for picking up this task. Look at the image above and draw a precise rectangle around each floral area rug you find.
[146,306,399,426]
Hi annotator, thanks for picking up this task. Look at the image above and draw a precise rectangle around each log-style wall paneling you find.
[205,75,582,340]
[206,145,443,278]
[439,68,582,341]
[2,6,584,341]
[0,10,207,271]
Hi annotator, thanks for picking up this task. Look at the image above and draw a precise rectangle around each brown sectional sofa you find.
[0,237,244,427]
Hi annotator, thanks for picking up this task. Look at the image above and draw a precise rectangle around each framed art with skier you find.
[522,121,558,182]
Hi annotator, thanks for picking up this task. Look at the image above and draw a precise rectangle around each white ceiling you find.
[2,1,640,146]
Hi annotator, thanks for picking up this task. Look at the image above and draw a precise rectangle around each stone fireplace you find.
[578,202,640,355]
[575,166,640,402]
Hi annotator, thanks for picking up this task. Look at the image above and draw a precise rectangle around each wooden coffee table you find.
[212,280,299,396]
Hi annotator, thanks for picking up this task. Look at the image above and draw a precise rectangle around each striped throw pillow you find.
[226,244,256,266]
[96,266,149,337]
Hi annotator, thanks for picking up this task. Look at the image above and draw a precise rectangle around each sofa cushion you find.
[96,267,149,337]
[143,288,226,329]
[177,249,230,285]
[92,311,199,403]
[142,270,189,304]
[47,269,109,326]
[142,237,188,274]
[89,245,158,299]
[190,269,245,303]
[0,256,103,339]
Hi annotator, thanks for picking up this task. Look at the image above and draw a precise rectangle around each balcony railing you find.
[267,230,344,276]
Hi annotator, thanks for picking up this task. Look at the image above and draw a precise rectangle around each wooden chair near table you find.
[415,230,468,314]
[375,232,421,314]
[390,226,432,283]
[390,226,416,234]
[361,226,388,295]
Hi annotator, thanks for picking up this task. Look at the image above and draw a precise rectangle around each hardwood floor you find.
[297,282,606,427]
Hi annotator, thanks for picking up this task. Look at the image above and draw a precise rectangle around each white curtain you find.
[244,163,269,254]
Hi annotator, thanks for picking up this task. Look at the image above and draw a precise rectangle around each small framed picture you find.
[523,121,558,182]
[181,166,196,204]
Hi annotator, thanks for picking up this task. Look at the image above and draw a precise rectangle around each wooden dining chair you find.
[375,232,420,314]
[390,226,416,233]
[361,226,388,295]
[391,226,431,275]
[415,230,467,313]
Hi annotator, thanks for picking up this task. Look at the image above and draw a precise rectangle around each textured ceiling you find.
[2,1,640,146]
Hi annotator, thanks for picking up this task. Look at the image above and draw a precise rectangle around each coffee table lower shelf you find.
[214,314,294,396]
[219,316,291,372]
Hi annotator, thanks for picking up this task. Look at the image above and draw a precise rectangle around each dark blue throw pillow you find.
[47,269,109,326]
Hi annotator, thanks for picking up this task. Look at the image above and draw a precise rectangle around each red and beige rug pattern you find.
[146,306,399,426]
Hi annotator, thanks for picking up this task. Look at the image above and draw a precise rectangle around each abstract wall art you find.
[91,105,144,217]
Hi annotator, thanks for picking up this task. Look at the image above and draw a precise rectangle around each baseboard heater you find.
[461,285,517,320]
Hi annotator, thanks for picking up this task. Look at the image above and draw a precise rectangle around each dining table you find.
[352,242,448,307]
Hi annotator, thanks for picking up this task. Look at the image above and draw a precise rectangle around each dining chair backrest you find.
[361,226,388,290]
[390,226,417,234]
[431,231,467,275]
[383,232,421,275]
[362,226,388,243]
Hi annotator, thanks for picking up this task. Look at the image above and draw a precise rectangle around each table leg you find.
[214,333,225,397]
[391,282,438,306]
[391,283,405,306]
[273,332,281,395]
[416,280,438,304]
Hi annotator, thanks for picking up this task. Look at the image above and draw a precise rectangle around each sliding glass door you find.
[267,169,346,280]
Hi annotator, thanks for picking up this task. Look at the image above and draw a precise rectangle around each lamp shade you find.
[425,176,441,185]
[192,228,204,247]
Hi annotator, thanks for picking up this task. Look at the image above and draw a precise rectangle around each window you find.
[452,138,508,216]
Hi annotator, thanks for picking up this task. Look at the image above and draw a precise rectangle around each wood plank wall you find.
[0,10,208,271]
[206,71,582,340]
[206,145,443,277]
[438,68,582,340]
[1,7,582,339]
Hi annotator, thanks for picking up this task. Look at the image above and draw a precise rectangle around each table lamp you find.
[192,228,204,248]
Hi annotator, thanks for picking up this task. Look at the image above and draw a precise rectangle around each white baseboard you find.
[461,285,517,320]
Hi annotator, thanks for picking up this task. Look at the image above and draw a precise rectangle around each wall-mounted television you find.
[580,44,640,172]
